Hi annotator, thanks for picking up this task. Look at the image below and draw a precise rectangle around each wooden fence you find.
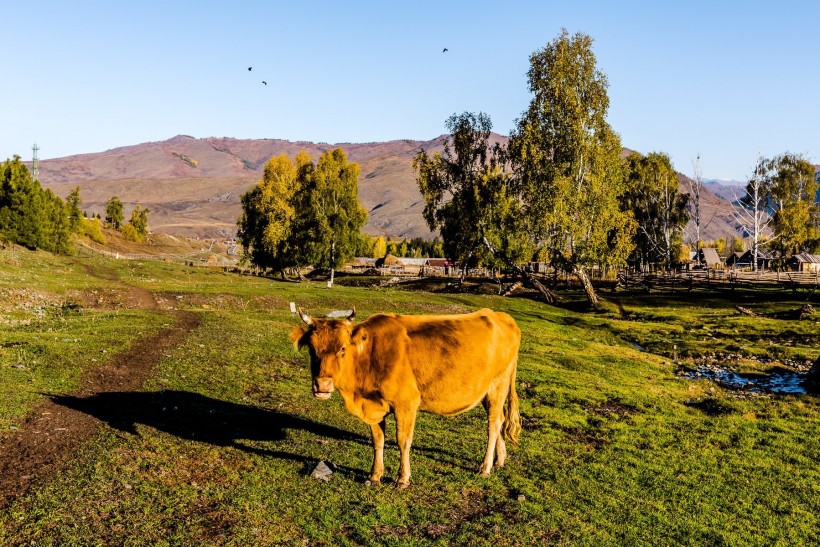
[617,269,820,293]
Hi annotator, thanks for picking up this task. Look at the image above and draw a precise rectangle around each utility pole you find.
[32,143,40,180]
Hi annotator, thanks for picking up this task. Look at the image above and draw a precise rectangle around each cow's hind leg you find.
[480,383,507,476]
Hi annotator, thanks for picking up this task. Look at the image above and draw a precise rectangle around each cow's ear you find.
[289,326,307,350]
[351,326,368,355]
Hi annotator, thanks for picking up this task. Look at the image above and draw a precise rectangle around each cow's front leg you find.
[368,419,386,484]
[394,404,418,488]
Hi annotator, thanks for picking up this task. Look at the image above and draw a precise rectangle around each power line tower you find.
[32,143,40,180]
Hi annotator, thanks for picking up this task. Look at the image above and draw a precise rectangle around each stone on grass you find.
[310,460,333,481]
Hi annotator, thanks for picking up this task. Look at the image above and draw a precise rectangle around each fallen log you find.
[736,304,814,320]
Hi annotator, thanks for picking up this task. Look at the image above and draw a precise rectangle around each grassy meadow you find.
[0,246,818,545]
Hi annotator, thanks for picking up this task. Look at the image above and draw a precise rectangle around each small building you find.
[787,252,820,273]
[695,247,723,269]
[734,248,778,271]
[725,251,746,268]
[347,257,378,272]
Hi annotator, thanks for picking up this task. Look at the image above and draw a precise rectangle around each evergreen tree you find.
[0,156,71,253]
[66,186,83,233]
[129,204,150,236]
[105,196,124,229]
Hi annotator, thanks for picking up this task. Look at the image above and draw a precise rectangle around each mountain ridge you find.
[31,134,746,242]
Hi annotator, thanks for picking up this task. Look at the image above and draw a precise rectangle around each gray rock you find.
[310,460,333,481]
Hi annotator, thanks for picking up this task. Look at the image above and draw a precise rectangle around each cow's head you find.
[289,307,357,399]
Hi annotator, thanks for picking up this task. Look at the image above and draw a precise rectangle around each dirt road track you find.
[0,279,200,509]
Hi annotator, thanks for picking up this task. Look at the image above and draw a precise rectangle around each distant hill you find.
[703,179,744,203]
[32,134,745,242]
[33,134,457,240]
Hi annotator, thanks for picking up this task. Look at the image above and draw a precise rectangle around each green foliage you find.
[767,153,817,258]
[238,153,301,272]
[238,149,367,278]
[0,156,71,253]
[415,112,530,271]
[128,204,150,236]
[508,30,636,301]
[66,186,83,233]
[622,152,690,270]
[294,148,368,275]
[104,196,124,229]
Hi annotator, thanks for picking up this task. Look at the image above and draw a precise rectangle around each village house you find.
[787,252,820,273]
[694,247,723,269]
[732,248,778,271]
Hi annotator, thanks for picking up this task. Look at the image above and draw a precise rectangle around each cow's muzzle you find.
[313,377,334,400]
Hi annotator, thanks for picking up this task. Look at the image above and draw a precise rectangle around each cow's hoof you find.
[364,478,380,487]
[394,481,411,490]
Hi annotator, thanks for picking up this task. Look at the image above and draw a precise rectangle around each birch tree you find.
[768,153,817,258]
[237,153,303,276]
[508,29,636,305]
[622,152,689,271]
[301,148,368,287]
[732,156,772,271]
[687,155,708,266]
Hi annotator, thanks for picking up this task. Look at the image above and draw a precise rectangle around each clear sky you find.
[2,1,817,182]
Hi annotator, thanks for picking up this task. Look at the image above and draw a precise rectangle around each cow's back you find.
[387,309,520,416]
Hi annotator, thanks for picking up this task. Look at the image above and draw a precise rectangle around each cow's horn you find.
[297,307,313,326]
[346,307,356,321]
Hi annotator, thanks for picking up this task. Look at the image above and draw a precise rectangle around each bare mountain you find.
[703,179,744,202]
[34,134,452,239]
[33,134,743,242]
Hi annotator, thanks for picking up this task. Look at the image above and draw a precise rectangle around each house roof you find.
[739,248,778,261]
[699,247,721,264]
[396,257,428,266]
[791,252,820,264]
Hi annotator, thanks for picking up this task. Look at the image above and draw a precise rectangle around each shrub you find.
[80,218,106,244]
[121,223,143,243]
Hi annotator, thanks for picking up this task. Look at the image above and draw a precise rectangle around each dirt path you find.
[0,270,200,509]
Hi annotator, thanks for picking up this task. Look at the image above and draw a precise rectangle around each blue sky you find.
[2,1,817,181]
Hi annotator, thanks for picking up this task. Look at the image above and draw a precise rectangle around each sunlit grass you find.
[0,248,817,544]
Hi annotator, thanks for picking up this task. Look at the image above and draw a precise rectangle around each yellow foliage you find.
[80,217,106,244]
[121,223,143,243]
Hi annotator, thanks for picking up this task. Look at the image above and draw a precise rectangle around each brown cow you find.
[289,307,521,488]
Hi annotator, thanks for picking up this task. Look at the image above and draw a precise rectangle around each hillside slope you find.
[33,134,744,242]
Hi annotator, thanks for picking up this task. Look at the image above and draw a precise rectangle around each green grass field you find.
[1,248,818,545]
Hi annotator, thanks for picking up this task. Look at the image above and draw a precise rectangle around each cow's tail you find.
[502,357,521,445]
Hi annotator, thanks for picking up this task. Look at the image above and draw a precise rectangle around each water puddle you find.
[682,365,810,394]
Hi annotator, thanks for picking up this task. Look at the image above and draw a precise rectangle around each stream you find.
[682,364,810,394]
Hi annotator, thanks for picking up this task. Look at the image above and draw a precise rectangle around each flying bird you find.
[262,81,267,85]
[442,48,448,52]
[248,67,252,71]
